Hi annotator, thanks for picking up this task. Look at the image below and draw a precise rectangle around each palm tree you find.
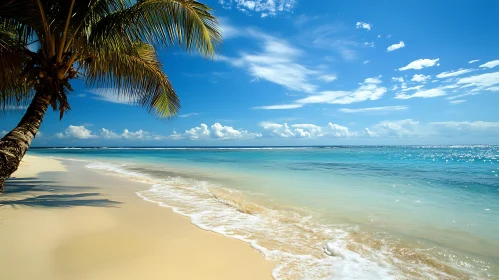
[0,0,221,191]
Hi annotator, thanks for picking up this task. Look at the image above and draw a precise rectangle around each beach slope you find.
[0,155,273,280]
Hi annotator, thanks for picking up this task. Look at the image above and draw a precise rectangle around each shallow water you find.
[31,146,499,279]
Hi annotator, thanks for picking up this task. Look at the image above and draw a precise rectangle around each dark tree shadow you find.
[0,193,121,208]
[3,177,97,195]
[1,177,121,208]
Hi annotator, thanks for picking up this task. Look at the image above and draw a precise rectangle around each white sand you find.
[0,155,274,280]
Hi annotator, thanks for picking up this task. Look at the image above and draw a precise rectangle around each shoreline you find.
[0,155,274,280]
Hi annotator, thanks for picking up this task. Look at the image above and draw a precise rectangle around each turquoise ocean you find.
[31,146,499,279]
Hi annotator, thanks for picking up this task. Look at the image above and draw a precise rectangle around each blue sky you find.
[2,0,499,146]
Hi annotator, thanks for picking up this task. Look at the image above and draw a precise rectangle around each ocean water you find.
[30,146,499,279]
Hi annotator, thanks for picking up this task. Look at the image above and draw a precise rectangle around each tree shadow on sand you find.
[1,177,121,208]
[0,193,121,208]
[4,177,98,195]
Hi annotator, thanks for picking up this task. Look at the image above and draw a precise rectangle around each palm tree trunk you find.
[0,90,51,192]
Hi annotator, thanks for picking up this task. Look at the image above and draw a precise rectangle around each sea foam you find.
[84,160,468,280]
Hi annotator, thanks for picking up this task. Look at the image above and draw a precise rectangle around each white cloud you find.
[486,86,499,92]
[259,122,354,138]
[363,76,382,84]
[395,87,446,99]
[392,77,404,83]
[446,92,480,100]
[479,60,499,69]
[253,104,304,110]
[456,71,499,89]
[338,105,408,113]
[88,89,139,105]
[56,126,97,139]
[387,41,405,52]
[367,120,499,138]
[408,71,499,102]
[400,85,424,92]
[259,120,499,139]
[292,124,324,138]
[185,124,211,139]
[212,123,261,139]
[1,130,8,137]
[221,30,320,93]
[369,119,421,137]
[178,113,200,118]
[327,123,355,137]
[364,60,370,64]
[468,60,480,64]
[411,74,431,83]
[219,0,296,17]
[449,100,466,104]
[356,22,371,31]
[398,58,440,71]
[294,76,387,105]
[254,76,386,109]
[319,74,337,82]
[259,122,295,138]
[174,123,261,140]
[436,68,474,79]
[219,18,239,39]
[121,129,152,140]
[56,126,161,140]
[100,128,119,139]
[430,121,499,136]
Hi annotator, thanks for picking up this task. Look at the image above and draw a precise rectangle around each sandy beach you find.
[0,155,273,280]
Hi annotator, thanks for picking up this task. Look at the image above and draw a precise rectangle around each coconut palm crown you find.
[0,0,221,191]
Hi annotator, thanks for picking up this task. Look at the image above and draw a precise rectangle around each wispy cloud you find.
[219,17,239,39]
[178,113,200,118]
[456,71,499,89]
[338,105,408,113]
[319,74,337,82]
[297,76,387,105]
[479,60,499,69]
[468,59,480,64]
[88,89,139,105]
[387,41,405,52]
[436,68,474,78]
[217,25,328,93]
[449,100,466,104]
[218,0,296,17]
[356,22,371,31]
[253,104,304,110]
[399,58,440,71]
[395,87,446,99]
[254,76,388,109]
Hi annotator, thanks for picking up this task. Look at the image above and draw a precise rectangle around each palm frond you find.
[0,0,221,120]
[0,25,33,109]
[88,0,221,57]
[83,42,179,118]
